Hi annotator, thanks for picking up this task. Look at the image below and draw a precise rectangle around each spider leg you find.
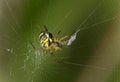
[29,41,36,50]
[60,35,69,41]
[44,25,48,31]
[57,30,61,35]
[58,40,68,46]
[29,41,41,53]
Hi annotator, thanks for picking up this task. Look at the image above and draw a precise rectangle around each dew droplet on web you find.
[6,48,13,53]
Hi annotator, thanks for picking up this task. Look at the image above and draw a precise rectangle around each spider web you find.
[0,0,120,82]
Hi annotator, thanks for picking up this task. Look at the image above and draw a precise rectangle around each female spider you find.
[38,26,68,53]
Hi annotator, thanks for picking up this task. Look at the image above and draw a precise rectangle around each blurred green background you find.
[0,0,120,82]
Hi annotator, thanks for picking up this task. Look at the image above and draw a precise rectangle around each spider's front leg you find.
[59,35,69,46]
[60,35,69,41]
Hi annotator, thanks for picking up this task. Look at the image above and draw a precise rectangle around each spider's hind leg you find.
[29,41,36,50]
[29,41,41,54]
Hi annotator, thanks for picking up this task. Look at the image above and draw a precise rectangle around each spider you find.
[38,25,68,53]
[30,25,79,54]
